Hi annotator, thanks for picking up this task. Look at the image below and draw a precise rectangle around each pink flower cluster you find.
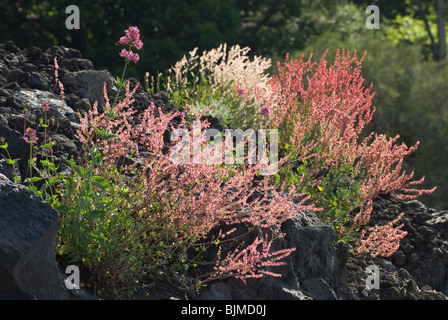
[74,81,318,286]
[24,127,38,143]
[265,49,436,257]
[258,105,271,117]
[119,49,140,64]
[41,103,50,112]
[118,26,142,63]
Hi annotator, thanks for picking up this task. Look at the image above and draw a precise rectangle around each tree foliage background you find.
[0,0,447,209]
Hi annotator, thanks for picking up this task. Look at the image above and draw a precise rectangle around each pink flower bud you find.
[118,36,130,45]
[41,103,50,112]
[259,105,271,117]
[133,39,143,50]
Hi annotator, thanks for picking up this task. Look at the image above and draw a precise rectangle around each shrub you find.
[264,50,436,256]
[154,43,272,128]
[3,28,316,297]
[300,6,448,211]
[52,80,317,295]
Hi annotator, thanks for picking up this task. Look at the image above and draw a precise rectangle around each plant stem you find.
[112,60,129,109]
[29,142,33,181]
[105,60,129,133]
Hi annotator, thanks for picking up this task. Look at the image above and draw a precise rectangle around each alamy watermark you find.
[64,265,80,290]
[365,5,380,29]
[170,121,278,175]
[66,5,80,30]
[365,264,380,290]
[362,264,380,296]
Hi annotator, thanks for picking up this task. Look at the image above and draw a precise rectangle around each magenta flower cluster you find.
[234,87,245,95]
[118,26,142,63]
[119,49,140,64]
[24,127,38,144]
[41,103,50,112]
[258,105,271,117]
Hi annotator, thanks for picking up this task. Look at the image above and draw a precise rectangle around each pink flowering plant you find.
[263,50,436,256]
[53,77,316,296]
[0,25,439,297]
[0,27,316,297]
[114,27,143,106]
[1,68,60,188]
[147,44,272,128]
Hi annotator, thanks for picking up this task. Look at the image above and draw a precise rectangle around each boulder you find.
[0,174,70,299]
[193,199,448,300]
[62,69,117,107]
[196,209,342,300]
[5,89,81,136]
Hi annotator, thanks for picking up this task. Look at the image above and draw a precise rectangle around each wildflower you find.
[24,127,38,143]
[133,39,143,50]
[26,128,36,137]
[125,26,140,42]
[118,36,129,45]
[119,49,140,63]
[259,105,271,117]
[41,103,50,112]
[54,57,59,80]
[118,26,143,50]
[54,57,65,104]
[234,87,245,95]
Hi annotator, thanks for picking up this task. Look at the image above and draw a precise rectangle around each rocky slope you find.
[0,41,446,300]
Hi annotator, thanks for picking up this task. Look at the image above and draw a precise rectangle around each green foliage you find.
[275,146,365,245]
[303,163,365,243]
[0,138,21,183]
[385,14,437,45]
[52,157,151,295]
[154,43,271,129]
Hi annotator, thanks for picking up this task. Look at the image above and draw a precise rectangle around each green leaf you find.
[72,164,88,177]
[106,108,117,118]
[28,158,36,167]
[6,158,20,165]
[92,176,111,190]
[94,127,116,140]
[41,160,58,172]
[26,176,43,183]
[0,142,8,149]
